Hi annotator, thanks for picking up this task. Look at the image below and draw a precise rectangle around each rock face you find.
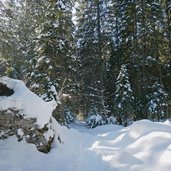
[0,108,54,153]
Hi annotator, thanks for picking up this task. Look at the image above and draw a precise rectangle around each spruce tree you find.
[163,0,171,96]
[75,0,108,116]
[114,64,134,126]
[0,0,45,79]
[147,82,168,121]
[29,0,74,102]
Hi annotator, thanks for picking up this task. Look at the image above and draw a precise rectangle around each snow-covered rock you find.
[0,77,56,153]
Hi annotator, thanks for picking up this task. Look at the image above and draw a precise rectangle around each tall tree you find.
[0,0,45,79]
[113,64,134,126]
[147,82,168,121]
[29,0,74,102]
[75,0,108,116]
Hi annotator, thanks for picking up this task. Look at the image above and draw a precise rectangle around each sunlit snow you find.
[1,78,171,171]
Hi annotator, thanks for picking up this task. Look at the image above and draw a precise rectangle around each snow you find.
[1,119,171,171]
[0,77,56,128]
[43,128,54,141]
[0,131,5,137]
[17,129,24,137]
[31,83,40,88]
[50,85,57,97]
[1,77,171,170]
[89,114,102,123]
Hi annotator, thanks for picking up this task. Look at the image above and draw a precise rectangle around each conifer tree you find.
[0,0,45,79]
[29,0,74,102]
[75,0,108,116]
[163,0,171,96]
[1,0,171,124]
[114,64,134,126]
[147,82,168,121]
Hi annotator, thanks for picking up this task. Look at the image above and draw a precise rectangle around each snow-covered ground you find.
[1,77,171,171]
[1,119,171,171]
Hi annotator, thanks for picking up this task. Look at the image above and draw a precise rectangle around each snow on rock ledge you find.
[0,77,57,153]
[0,77,56,128]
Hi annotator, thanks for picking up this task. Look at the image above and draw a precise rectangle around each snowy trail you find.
[1,120,171,171]
[69,122,124,171]
[69,122,107,171]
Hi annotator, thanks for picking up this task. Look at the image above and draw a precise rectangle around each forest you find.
[0,0,171,127]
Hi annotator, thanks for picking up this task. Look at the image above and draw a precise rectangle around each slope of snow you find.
[1,119,171,171]
[0,77,56,128]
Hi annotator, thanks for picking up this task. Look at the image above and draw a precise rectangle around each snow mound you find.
[0,77,56,128]
[90,120,171,171]
[129,119,171,139]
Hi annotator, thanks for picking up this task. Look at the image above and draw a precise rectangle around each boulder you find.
[0,77,56,153]
[0,108,54,153]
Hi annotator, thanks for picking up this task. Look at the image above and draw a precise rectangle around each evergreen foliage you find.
[0,0,171,126]
[114,64,134,126]
[28,0,74,102]
[147,82,168,121]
